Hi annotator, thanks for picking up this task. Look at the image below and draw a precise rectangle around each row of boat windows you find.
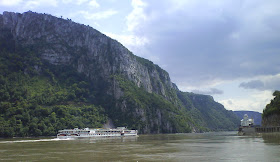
[95,131,132,133]
[61,131,134,134]
[61,132,131,134]
[88,134,122,136]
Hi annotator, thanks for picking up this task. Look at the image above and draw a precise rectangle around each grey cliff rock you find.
[0,11,240,133]
[1,11,173,97]
[1,11,176,132]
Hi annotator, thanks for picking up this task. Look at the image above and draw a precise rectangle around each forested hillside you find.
[262,91,280,126]
[178,92,240,131]
[0,42,107,136]
[0,11,239,137]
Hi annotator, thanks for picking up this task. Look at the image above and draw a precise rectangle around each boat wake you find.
[0,138,73,144]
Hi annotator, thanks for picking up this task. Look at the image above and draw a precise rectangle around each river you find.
[1,132,280,161]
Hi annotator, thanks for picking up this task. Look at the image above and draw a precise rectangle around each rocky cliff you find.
[262,114,280,127]
[262,91,280,127]
[1,11,173,96]
[0,11,240,135]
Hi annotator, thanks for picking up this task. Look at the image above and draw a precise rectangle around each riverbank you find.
[238,126,280,136]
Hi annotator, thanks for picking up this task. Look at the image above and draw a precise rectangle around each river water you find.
[1,132,280,161]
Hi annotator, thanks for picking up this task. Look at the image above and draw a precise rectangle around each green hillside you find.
[0,45,107,137]
[263,91,280,117]
[0,11,240,137]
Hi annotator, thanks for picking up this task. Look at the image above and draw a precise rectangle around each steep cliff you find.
[1,11,173,95]
[178,92,240,131]
[0,11,239,136]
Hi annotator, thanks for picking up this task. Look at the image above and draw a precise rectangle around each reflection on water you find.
[0,132,280,161]
[262,133,280,144]
[79,136,138,143]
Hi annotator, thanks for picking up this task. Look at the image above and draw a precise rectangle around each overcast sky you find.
[1,0,280,113]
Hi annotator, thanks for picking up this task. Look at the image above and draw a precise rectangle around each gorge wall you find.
[0,11,240,136]
[262,114,280,127]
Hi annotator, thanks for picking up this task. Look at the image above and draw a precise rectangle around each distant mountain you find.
[179,92,240,131]
[0,11,239,137]
[234,111,262,125]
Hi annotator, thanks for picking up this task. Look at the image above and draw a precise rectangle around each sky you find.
[1,0,280,113]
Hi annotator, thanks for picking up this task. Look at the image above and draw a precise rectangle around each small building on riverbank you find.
[241,114,254,126]
[238,113,280,135]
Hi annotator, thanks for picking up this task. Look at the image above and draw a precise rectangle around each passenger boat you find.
[57,127,138,139]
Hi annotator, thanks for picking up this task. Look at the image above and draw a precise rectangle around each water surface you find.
[1,132,280,161]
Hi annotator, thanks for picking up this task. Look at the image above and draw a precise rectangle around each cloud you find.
[125,0,280,89]
[89,0,100,8]
[218,90,272,112]
[76,0,88,5]
[24,0,58,8]
[239,80,265,90]
[239,74,280,91]
[75,10,118,20]
[0,0,22,6]
[192,88,223,95]
[104,32,149,47]
[62,0,72,3]
[126,0,147,32]
[61,0,99,6]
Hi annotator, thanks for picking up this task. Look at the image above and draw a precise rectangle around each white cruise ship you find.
[57,127,138,138]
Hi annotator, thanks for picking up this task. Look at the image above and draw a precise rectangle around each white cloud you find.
[0,0,22,6]
[24,0,58,8]
[104,32,149,48]
[62,0,98,6]
[126,0,147,32]
[76,10,118,20]
[219,90,272,112]
[76,0,88,5]
[88,0,100,8]
[62,0,72,4]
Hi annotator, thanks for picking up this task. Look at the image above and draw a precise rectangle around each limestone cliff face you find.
[0,11,240,133]
[0,11,177,133]
[262,114,280,127]
[1,11,172,97]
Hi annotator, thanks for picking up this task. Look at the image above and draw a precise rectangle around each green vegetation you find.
[263,90,280,117]
[111,74,240,133]
[178,92,240,131]
[0,46,107,137]
[0,17,240,137]
[112,75,192,133]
